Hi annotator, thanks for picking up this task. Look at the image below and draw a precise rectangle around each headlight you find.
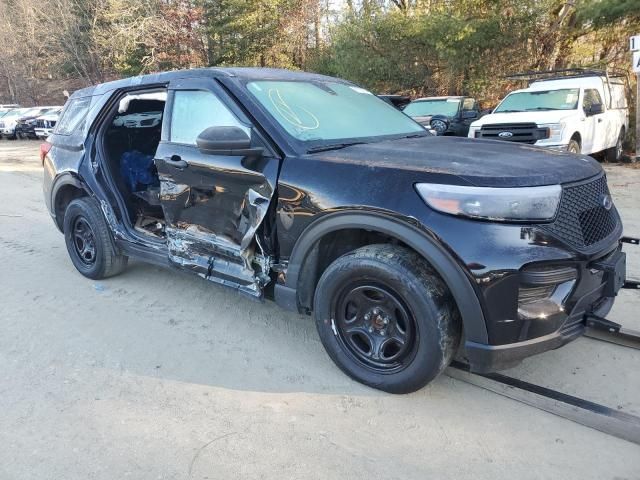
[415,183,561,222]
[539,123,564,143]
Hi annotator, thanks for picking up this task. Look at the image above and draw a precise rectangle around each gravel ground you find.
[1,140,639,480]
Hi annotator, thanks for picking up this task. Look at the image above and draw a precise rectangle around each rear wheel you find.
[63,197,128,279]
[313,244,461,394]
[567,138,581,154]
[605,128,624,162]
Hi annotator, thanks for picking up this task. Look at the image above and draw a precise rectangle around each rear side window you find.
[55,97,91,135]
[582,89,603,111]
[462,98,476,111]
[170,90,248,145]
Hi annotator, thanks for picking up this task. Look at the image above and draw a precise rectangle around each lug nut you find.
[364,313,371,321]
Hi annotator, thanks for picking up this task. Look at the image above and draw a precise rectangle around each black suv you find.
[403,96,481,136]
[43,68,629,393]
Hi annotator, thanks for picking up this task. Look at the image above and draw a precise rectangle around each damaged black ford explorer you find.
[42,68,632,393]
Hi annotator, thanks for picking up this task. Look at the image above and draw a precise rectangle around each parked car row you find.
[396,68,629,162]
[0,105,63,139]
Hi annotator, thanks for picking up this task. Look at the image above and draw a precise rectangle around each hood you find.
[471,110,577,127]
[38,114,59,121]
[411,115,433,126]
[304,136,602,187]
[17,115,38,123]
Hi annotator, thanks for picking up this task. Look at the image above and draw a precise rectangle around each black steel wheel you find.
[314,244,461,394]
[63,197,128,279]
[332,283,417,373]
[72,216,97,265]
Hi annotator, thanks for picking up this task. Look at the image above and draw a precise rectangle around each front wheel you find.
[567,138,581,154]
[63,197,128,279]
[313,244,461,394]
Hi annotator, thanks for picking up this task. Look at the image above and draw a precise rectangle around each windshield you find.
[246,81,425,145]
[495,89,579,113]
[2,108,29,118]
[403,99,461,117]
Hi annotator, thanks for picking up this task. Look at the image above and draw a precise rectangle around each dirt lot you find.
[1,140,639,480]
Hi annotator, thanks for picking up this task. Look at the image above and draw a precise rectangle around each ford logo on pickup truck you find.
[498,131,513,138]
[601,194,613,210]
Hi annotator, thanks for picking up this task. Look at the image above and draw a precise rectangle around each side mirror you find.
[462,110,478,120]
[586,103,603,116]
[195,126,262,156]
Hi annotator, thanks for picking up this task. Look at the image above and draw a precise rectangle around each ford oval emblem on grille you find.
[498,131,513,138]
[601,194,613,210]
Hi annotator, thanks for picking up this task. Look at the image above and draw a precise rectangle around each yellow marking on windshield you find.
[268,88,320,131]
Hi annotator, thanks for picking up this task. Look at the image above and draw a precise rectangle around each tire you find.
[313,244,461,394]
[605,129,624,163]
[567,138,580,154]
[63,197,128,279]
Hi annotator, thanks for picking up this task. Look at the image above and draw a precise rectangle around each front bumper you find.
[465,296,613,372]
[536,143,569,152]
[35,128,54,138]
[462,240,631,372]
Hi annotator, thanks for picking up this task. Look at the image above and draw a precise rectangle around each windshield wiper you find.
[495,109,523,113]
[398,133,427,139]
[306,142,366,153]
[525,107,557,111]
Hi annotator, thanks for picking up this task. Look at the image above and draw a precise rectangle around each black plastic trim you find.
[280,210,489,344]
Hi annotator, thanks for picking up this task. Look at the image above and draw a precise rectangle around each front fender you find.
[276,210,489,344]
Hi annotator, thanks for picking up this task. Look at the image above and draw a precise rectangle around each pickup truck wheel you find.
[567,139,580,154]
[605,129,624,162]
[63,197,128,279]
[313,244,461,393]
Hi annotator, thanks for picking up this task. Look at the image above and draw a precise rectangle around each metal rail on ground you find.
[447,361,640,445]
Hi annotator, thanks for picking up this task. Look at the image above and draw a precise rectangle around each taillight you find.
[40,142,52,165]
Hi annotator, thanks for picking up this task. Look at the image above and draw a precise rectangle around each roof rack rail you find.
[505,67,627,84]
[505,67,630,110]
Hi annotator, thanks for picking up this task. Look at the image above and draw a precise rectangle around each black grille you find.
[542,175,619,249]
[478,123,549,144]
[35,119,56,128]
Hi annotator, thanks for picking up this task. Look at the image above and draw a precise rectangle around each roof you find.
[71,67,351,98]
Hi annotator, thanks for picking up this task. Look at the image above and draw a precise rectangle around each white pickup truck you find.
[468,71,629,161]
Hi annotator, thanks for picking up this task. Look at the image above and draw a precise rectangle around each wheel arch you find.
[51,173,89,232]
[276,210,489,344]
[570,131,581,145]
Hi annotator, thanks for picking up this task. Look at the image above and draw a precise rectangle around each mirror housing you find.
[462,110,478,120]
[196,126,262,156]
[586,103,603,116]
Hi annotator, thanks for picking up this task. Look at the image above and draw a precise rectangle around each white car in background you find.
[34,108,63,138]
[469,69,629,161]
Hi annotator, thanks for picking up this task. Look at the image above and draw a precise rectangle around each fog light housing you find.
[518,266,577,320]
